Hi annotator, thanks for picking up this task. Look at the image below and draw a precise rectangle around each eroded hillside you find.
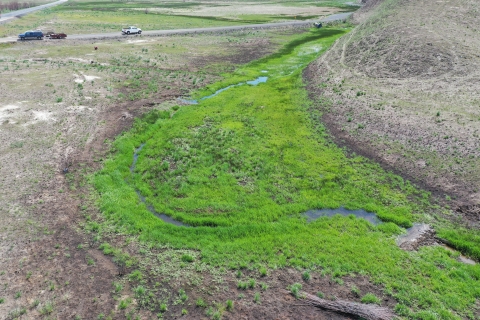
[306,0,480,219]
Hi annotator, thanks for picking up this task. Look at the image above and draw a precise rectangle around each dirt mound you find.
[351,0,385,23]
[306,0,480,207]
[343,0,476,79]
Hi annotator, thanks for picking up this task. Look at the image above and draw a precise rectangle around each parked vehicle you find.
[18,30,44,40]
[122,26,142,35]
[49,33,67,39]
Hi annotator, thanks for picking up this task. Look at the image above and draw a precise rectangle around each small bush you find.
[254,292,261,304]
[134,285,146,298]
[56,97,63,103]
[119,298,131,310]
[259,266,267,277]
[351,285,360,297]
[237,281,247,290]
[317,291,324,298]
[39,301,54,315]
[226,299,234,311]
[113,282,123,293]
[302,271,311,281]
[196,298,207,308]
[181,254,194,263]
[179,289,188,302]
[361,293,381,304]
[128,270,143,281]
[248,278,256,289]
[289,283,303,299]
[159,303,168,312]
[181,308,188,315]
[394,303,411,317]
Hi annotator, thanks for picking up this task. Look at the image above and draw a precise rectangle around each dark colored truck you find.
[18,30,44,40]
[49,33,67,39]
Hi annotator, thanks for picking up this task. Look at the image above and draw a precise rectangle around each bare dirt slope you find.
[306,0,480,218]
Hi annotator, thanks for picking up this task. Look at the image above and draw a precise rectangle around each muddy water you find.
[304,207,382,225]
[178,76,268,104]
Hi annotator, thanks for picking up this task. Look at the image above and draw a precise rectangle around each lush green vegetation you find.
[94,27,480,319]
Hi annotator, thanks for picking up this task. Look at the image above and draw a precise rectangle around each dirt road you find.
[0,12,352,43]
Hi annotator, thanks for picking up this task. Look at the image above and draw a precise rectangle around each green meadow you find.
[94,27,480,319]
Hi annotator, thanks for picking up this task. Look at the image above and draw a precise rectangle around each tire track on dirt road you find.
[0,12,352,43]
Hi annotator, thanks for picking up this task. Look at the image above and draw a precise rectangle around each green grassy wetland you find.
[94,27,480,319]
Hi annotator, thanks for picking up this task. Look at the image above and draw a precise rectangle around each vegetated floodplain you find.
[94,27,480,319]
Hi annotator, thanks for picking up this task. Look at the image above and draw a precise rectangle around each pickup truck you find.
[122,26,142,35]
[18,30,44,40]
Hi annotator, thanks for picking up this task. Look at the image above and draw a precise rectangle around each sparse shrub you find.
[128,270,143,281]
[248,278,256,288]
[159,303,168,312]
[134,285,146,298]
[254,292,261,304]
[212,311,222,320]
[260,282,268,291]
[119,298,131,310]
[237,281,247,290]
[39,301,54,315]
[302,271,311,281]
[289,283,302,299]
[226,299,234,311]
[179,289,188,302]
[317,291,324,298]
[259,266,267,277]
[236,270,242,278]
[196,298,207,308]
[0,297,4,304]
[56,97,63,103]
[181,308,188,315]
[113,282,123,293]
[172,105,179,111]
[351,285,360,297]
[394,303,411,317]
[181,254,194,263]
[361,293,381,304]
[14,292,21,299]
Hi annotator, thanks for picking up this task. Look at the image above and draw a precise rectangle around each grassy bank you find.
[93,27,480,319]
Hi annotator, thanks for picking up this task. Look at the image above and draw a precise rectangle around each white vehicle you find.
[122,26,142,35]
